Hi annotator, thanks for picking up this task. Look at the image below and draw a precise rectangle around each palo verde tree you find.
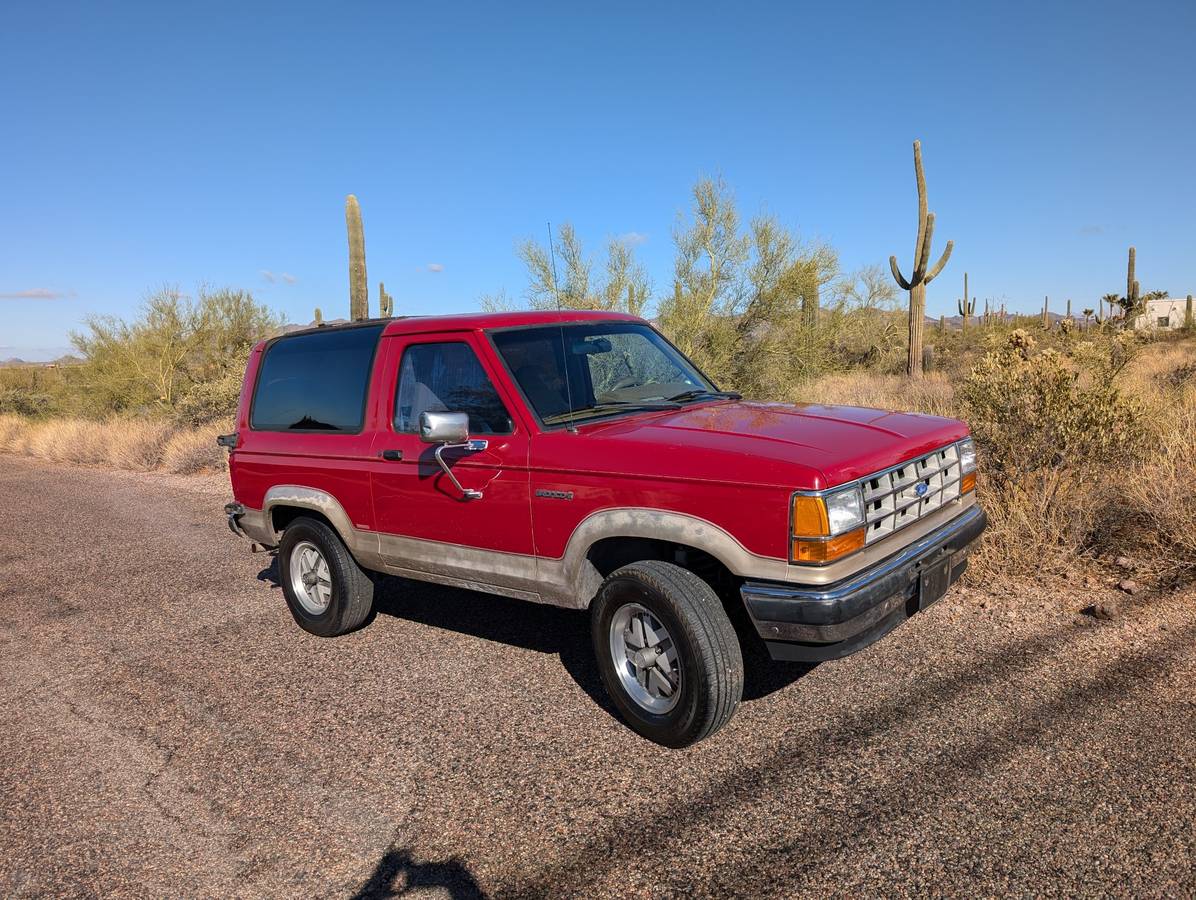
[888,141,953,378]
[518,222,651,316]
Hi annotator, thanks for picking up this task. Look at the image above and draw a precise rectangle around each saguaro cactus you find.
[1042,296,1050,329]
[1066,298,1072,320]
[346,195,369,321]
[379,282,394,318]
[889,141,953,378]
[958,296,976,332]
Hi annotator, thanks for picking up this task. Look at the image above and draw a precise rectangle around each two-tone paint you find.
[228,310,972,608]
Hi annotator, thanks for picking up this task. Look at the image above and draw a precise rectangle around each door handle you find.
[380,449,403,461]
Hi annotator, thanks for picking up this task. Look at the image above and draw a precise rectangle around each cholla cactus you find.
[314,307,323,325]
[889,141,953,378]
[1007,328,1036,359]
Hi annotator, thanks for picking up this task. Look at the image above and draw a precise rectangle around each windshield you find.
[491,322,721,425]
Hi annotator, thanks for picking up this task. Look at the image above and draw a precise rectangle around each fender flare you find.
[555,507,789,606]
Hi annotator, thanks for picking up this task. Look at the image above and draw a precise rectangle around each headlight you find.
[958,437,977,473]
[824,486,865,535]
[790,486,867,565]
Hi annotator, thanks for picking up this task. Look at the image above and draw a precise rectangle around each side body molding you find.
[235,493,789,610]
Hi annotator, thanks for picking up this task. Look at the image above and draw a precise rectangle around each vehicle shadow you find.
[256,559,813,706]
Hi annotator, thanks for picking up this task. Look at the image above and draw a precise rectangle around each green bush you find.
[960,331,1146,484]
[70,286,279,419]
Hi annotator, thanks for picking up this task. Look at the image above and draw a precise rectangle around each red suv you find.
[224,311,985,746]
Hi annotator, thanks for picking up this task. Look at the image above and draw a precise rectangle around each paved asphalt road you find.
[1,456,1194,898]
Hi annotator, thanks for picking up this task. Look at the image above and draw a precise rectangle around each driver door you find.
[368,332,536,595]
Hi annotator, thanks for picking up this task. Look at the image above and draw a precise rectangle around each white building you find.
[1133,297,1192,331]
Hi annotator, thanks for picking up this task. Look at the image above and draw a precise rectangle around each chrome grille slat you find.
[859,443,962,545]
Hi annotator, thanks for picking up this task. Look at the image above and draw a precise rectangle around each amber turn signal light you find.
[961,471,976,494]
[791,527,866,564]
[791,495,830,537]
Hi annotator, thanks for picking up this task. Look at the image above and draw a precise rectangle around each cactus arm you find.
[911,141,928,279]
[923,240,953,285]
[915,212,936,279]
[890,256,912,292]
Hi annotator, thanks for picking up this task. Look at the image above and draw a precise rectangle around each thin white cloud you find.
[426,263,444,273]
[1078,225,1104,236]
[0,288,72,300]
[281,273,298,284]
[616,231,648,246]
[261,270,277,283]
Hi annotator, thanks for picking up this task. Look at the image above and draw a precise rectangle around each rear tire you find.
[591,560,743,747]
[277,516,375,637]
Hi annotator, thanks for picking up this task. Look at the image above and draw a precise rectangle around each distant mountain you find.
[0,354,82,368]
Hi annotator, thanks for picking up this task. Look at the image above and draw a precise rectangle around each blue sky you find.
[2,0,1193,360]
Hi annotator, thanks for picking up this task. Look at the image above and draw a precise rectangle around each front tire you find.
[591,560,743,747]
[278,516,375,637]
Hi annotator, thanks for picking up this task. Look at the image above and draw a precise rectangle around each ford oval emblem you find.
[915,482,929,497]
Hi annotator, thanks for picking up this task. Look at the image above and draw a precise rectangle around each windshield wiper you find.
[664,389,742,403]
[543,400,681,425]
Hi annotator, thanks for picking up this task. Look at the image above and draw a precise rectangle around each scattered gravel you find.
[1,456,1193,898]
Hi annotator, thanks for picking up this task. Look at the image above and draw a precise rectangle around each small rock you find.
[1118,579,1140,595]
[1114,556,1137,571]
[1093,599,1119,621]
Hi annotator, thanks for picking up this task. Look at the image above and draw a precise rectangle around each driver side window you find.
[394,341,514,435]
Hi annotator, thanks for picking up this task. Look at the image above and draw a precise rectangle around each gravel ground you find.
[1,455,1193,899]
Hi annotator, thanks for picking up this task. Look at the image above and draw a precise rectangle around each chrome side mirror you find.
[418,410,487,500]
[419,410,469,444]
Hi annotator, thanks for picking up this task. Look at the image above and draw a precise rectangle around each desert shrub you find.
[173,346,249,426]
[0,387,55,417]
[959,332,1146,483]
[958,331,1149,574]
[71,286,278,417]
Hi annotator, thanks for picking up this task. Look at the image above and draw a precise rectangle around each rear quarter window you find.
[250,325,384,432]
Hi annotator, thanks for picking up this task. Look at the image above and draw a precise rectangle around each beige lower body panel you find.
[235,488,976,610]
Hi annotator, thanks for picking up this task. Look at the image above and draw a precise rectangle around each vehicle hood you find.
[577,400,969,490]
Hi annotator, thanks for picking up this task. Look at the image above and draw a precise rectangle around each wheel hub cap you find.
[609,602,681,714]
[289,541,332,615]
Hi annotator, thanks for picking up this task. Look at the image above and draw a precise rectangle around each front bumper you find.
[742,505,987,662]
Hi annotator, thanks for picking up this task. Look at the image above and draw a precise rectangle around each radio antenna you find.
[547,221,577,433]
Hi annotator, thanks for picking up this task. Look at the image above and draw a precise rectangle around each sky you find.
[2,0,1194,360]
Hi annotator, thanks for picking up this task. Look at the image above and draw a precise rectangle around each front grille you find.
[860,443,962,544]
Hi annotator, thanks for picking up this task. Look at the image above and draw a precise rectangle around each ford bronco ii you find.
[223,311,986,746]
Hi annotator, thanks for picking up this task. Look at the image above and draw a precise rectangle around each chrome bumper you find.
[742,505,987,662]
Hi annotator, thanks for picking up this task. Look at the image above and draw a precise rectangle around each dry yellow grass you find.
[793,371,957,418]
[161,418,233,474]
[0,415,229,474]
